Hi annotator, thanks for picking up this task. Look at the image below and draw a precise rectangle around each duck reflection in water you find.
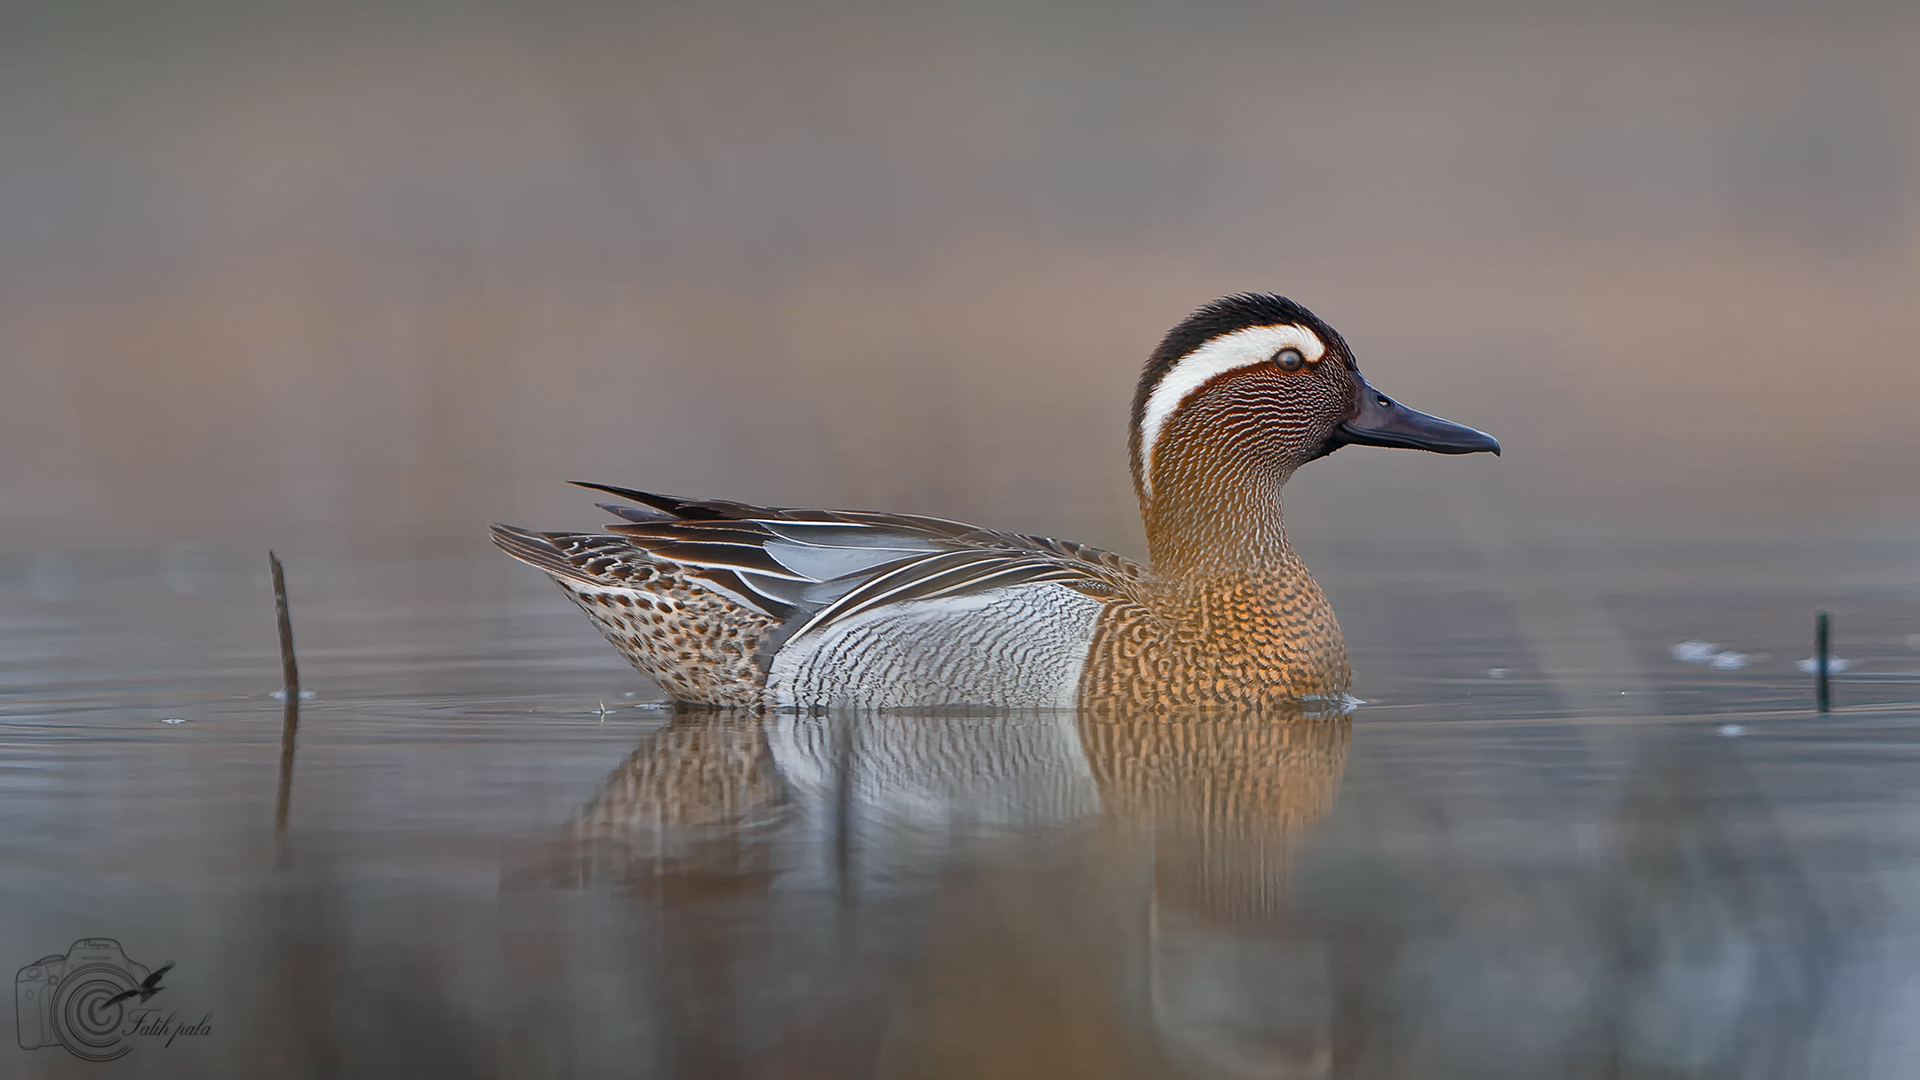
[538,703,1351,1080]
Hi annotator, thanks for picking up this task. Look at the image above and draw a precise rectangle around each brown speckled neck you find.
[1140,368,1304,580]
[1087,362,1353,707]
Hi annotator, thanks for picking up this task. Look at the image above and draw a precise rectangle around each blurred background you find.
[8,5,1920,1077]
[4,0,1918,564]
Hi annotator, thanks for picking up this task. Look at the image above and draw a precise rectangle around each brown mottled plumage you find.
[494,294,1498,709]
[493,527,777,707]
[1078,568,1348,707]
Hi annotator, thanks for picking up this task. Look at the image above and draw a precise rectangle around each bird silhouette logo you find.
[103,962,174,1007]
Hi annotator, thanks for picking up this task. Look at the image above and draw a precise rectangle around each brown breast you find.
[1076,557,1351,708]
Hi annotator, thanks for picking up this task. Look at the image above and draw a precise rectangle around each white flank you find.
[768,582,1103,709]
[1138,324,1326,499]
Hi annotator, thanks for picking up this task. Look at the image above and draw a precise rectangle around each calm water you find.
[5,543,1920,1078]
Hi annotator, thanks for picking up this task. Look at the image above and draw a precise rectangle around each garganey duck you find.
[493,294,1498,709]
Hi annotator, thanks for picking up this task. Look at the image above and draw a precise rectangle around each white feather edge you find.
[1137,324,1326,500]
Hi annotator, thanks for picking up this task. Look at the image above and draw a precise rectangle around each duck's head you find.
[1130,294,1499,570]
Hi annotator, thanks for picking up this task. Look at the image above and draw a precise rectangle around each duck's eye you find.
[1273,347,1306,372]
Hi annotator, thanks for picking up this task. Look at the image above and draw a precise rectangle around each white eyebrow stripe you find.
[1137,324,1326,499]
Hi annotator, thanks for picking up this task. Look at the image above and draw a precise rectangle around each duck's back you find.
[491,485,1145,710]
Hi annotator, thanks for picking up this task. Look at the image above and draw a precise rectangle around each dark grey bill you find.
[1322,371,1501,457]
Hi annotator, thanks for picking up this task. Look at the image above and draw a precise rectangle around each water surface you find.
[5,544,1919,1078]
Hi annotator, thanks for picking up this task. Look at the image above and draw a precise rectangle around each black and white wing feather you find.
[491,481,1146,659]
